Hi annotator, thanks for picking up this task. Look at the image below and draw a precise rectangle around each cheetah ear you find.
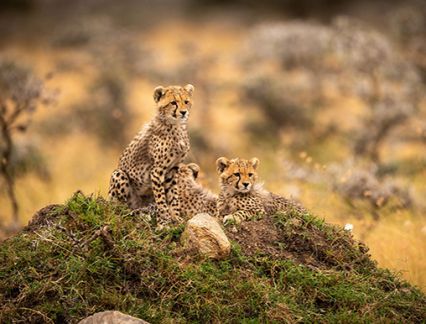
[216,157,229,173]
[184,84,194,96]
[250,157,260,169]
[187,163,200,179]
[153,86,165,103]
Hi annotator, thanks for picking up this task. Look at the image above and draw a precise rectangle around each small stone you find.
[344,223,354,231]
[78,311,150,324]
[181,213,231,259]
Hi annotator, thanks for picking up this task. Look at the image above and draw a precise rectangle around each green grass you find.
[0,192,425,323]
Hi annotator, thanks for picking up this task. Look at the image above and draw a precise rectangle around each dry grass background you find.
[0,0,425,291]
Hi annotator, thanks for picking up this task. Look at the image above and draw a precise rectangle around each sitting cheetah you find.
[216,157,303,225]
[108,84,194,223]
[165,163,217,220]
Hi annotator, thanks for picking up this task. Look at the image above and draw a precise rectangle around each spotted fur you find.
[216,157,303,225]
[165,163,217,220]
[131,163,217,228]
[108,84,194,224]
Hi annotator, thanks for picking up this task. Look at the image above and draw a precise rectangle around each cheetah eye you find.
[184,100,190,105]
[248,173,253,177]
[170,101,177,106]
[233,172,240,177]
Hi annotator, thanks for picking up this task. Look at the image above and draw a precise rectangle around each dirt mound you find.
[228,211,373,272]
[0,193,425,323]
[24,204,62,231]
[227,216,288,259]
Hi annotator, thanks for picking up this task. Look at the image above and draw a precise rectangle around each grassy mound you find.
[1,192,425,323]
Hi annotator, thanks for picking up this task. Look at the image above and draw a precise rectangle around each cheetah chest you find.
[167,135,189,166]
[235,196,264,211]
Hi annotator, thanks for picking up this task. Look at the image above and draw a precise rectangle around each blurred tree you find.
[243,18,424,164]
[333,17,423,163]
[242,22,337,148]
[0,60,55,229]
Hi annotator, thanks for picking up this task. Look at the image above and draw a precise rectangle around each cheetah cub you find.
[165,163,217,220]
[216,157,303,225]
[109,84,194,224]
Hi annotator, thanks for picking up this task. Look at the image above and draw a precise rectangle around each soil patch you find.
[24,204,62,232]
[226,216,291,259]
[226,213,373,271]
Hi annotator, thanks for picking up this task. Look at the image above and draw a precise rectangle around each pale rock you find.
[181,213,231,259]
[78,311,150,324]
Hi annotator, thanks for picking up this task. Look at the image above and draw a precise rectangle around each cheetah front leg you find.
[223,210,255,226]
[150,166,168,216]
[149,138,184,227]
[108,169,131,204]
[150,166,182,228]
[165,177,182,222]
[164,166,182,220]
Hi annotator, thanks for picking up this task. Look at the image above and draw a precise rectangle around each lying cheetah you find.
[109,84,194,223]
[216,157,303,225]
[165,163,217,219]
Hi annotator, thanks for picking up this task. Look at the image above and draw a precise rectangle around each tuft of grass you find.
[0,192,425,323]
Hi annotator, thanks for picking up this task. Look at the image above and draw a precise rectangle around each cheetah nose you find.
[180,111,187,117]
[242,182,250,188]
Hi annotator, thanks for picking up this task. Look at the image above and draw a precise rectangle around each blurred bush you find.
[333,18,423,162]
[329,161,413,213]
[8,139,50,181]
[244,73,318,130]
[71,72,132,147]
[281,158,413,216]
[387,4,426,79]
[242,18,424,164]
[46,18,151,147]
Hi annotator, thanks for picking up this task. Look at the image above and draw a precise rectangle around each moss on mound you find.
[1,192,425,323]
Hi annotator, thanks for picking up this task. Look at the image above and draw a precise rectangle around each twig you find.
[99,226,114,249]
[17,307,55,324]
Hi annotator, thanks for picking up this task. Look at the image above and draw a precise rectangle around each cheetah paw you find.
[223,214,242,226]
[130,208,153,223]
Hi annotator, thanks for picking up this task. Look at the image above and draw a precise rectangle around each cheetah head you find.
[216,157,259,194]
[177,162,200,183]
[166,163,200,190]
[153,84,194,125]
